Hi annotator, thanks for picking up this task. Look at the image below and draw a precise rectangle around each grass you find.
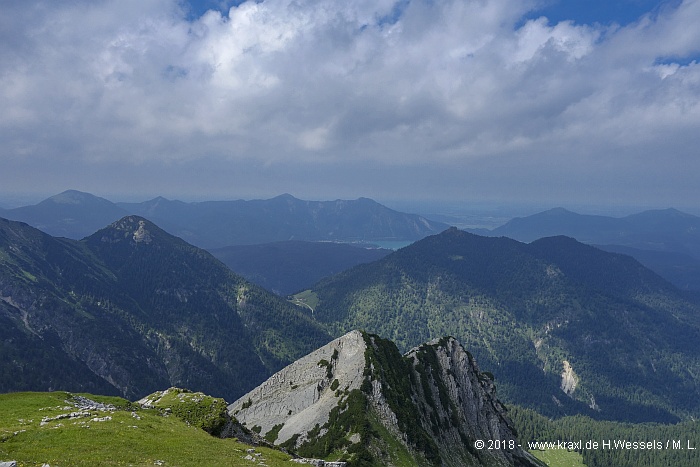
[289,290,319,313]
[367,412,425,467]
[529,448,587,467]
[21,270,37,282]
[0,391,293,467]
[137,388,229,436]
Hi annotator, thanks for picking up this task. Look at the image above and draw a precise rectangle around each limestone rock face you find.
[230,331,541,466]
[560,360,578,396]
[403,337,538,466]
[229,330,367,445]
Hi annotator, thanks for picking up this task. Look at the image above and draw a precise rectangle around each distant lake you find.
[365,240,414,250]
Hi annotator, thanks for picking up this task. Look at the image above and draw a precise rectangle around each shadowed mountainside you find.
[304,228,700,423]
[476,207,700,290]
[0,216,331,401]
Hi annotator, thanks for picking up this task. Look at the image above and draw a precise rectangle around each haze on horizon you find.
[1,0,699,210]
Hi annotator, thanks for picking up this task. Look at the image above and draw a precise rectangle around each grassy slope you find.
[529,449,586,467]
[0,392,291,467]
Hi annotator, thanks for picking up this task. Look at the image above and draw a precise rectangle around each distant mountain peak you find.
[354,196,377,204]
[1,190,128,240]
[149,196,171,204]
[272,193,298,201]
[443,226,463,234]
[94,216,162,246]
[627,207,694,220]
[543,207,575,215]
[108,215,152,230]
[142,196,173,210]
[45,190,107,205]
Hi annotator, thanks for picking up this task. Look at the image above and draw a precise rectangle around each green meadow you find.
[0,391,292,467]
[529,448,586,467]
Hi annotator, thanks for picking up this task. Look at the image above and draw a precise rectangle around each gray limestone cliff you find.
[229,331,542,467]
[230,330,367,446]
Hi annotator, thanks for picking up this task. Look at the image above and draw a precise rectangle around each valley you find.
[5,0,700,464]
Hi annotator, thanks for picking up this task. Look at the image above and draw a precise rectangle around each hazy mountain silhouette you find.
[1,190,449,249]
[476,207,700,290]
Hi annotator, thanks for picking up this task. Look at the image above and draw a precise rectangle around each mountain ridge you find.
[493,206,700,248]
[0,190,129,240]
[117,193,449,248]
[0,215,332,401]
[305,227,700,422]
[1,190,449,248]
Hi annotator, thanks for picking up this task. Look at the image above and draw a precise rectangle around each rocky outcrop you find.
[230,330,367,446]
[229,331,542,466]
[560,360,578,396]
[403,337,539,466]
[290,459,347,466]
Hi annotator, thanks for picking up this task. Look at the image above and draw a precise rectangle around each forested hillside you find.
[0,216,331,401]
[510,405,700,467]
[481,207,700,291]
[305,228,700,422]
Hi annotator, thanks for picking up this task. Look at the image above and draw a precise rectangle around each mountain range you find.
[5,211,700,424]
[0,215,331,401]
[6,190,699,293]
[1,211,547,465]
[485,207,700,251]
[4,197,700,463]
[0,190,447,248]
[0,190,130,240]
[303,227,700,423]
[473,207,700,291]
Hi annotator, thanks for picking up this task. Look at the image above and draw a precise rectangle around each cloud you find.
[1,0,699,204]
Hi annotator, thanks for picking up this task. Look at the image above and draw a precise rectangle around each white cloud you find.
[1,0,700,204]
[512,17,599,63]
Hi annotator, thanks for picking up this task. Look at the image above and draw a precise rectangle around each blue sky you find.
[186,0,238,19]
[528,0,669,26]
[187,0,668,27]
[1,0,699,209]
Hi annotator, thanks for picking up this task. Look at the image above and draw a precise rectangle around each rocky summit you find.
[229,331,541,466]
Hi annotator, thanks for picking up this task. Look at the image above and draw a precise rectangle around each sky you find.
[1,0,699,209]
